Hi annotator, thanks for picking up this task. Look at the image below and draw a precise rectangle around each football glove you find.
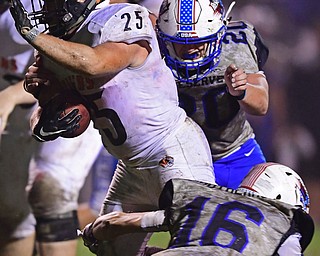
[9,0,40,42]
[79,223,99,254]
[31,105,81,142]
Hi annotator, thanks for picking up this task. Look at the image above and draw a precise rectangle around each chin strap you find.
[224,1,236,25]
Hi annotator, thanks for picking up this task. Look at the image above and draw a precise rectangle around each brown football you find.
[57,91,91,138]
[30,91,91,138]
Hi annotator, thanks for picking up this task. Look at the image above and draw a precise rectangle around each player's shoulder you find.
[158,179,212,208]
[87,3,153,44]
[225,20,258,39]
[86,3,131,27]
[224,20,269,69]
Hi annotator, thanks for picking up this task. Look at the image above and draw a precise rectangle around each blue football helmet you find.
[156,0,227,83]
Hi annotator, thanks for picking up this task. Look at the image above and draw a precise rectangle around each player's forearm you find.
[5,80,37,105]
[92,211,167,241]
[30,34,109,77]
[277,233,302,256]
[92,212,144,240]
[239,73,269,115]
[0,80,36,133]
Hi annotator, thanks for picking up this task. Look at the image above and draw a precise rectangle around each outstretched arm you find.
[80,210,167,253]
[10,0,150,77]
[26,36,150,76]
[0,81,36,133]
[84,210,167,241]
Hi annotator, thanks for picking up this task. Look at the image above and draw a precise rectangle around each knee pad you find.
[35,211,79,242]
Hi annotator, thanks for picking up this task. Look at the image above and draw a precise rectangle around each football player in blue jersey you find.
[156,0,270,189]
[81,163,314,256]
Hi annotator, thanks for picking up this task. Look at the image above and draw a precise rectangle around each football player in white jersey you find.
[156,0,269,189]
[0,1,37,255]
[9,0,216,255]
[0,0,116,255]
[81,163,314,256]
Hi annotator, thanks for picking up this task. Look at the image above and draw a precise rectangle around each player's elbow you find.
[244,97,269,116]
[259,99,269,115]
[79,63,107,77]
[254,99,269,115]
[81,62,122,77]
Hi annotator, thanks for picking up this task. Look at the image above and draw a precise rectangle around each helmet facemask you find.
[156,0,227,83]
[29,0,97,38]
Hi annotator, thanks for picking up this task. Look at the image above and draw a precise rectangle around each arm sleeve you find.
[141,210,166,229]
[101,5,153,44]
[277,233,302,256]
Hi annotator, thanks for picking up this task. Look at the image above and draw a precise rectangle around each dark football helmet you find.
[29,0,99,38]
[0,0,10,7]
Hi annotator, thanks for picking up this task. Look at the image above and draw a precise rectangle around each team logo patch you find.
[177,31,198,38]
[159,155,174,168]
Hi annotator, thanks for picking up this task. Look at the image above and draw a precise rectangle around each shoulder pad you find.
[226,20,251,31]
[101,5,153,44]
[225,20,269,69]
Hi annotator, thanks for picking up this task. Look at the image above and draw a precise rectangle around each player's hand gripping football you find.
[9,0,40,42]
[31,103,82,142]
[78,222,99,254]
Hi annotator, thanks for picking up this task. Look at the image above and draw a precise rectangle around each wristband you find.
[233,89,246,100]
[226,87,246,101]
[23,27,40,42]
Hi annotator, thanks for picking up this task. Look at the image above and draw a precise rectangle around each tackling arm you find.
[80,210,167,252]
[0,80,36,132]
[86,210,167,241]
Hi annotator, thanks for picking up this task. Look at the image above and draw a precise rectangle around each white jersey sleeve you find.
[101,5,153,44]
[86,3,153,45]
[277,233,302,256]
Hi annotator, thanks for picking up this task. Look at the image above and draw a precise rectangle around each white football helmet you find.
[238,163,310,213]
[156,0,227,83]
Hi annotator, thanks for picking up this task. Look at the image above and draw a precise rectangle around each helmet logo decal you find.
[177,0,196,37]
[209,0,218,10]
[297,180,310,212]
[209,0,224,15]
[240,163,269,187]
